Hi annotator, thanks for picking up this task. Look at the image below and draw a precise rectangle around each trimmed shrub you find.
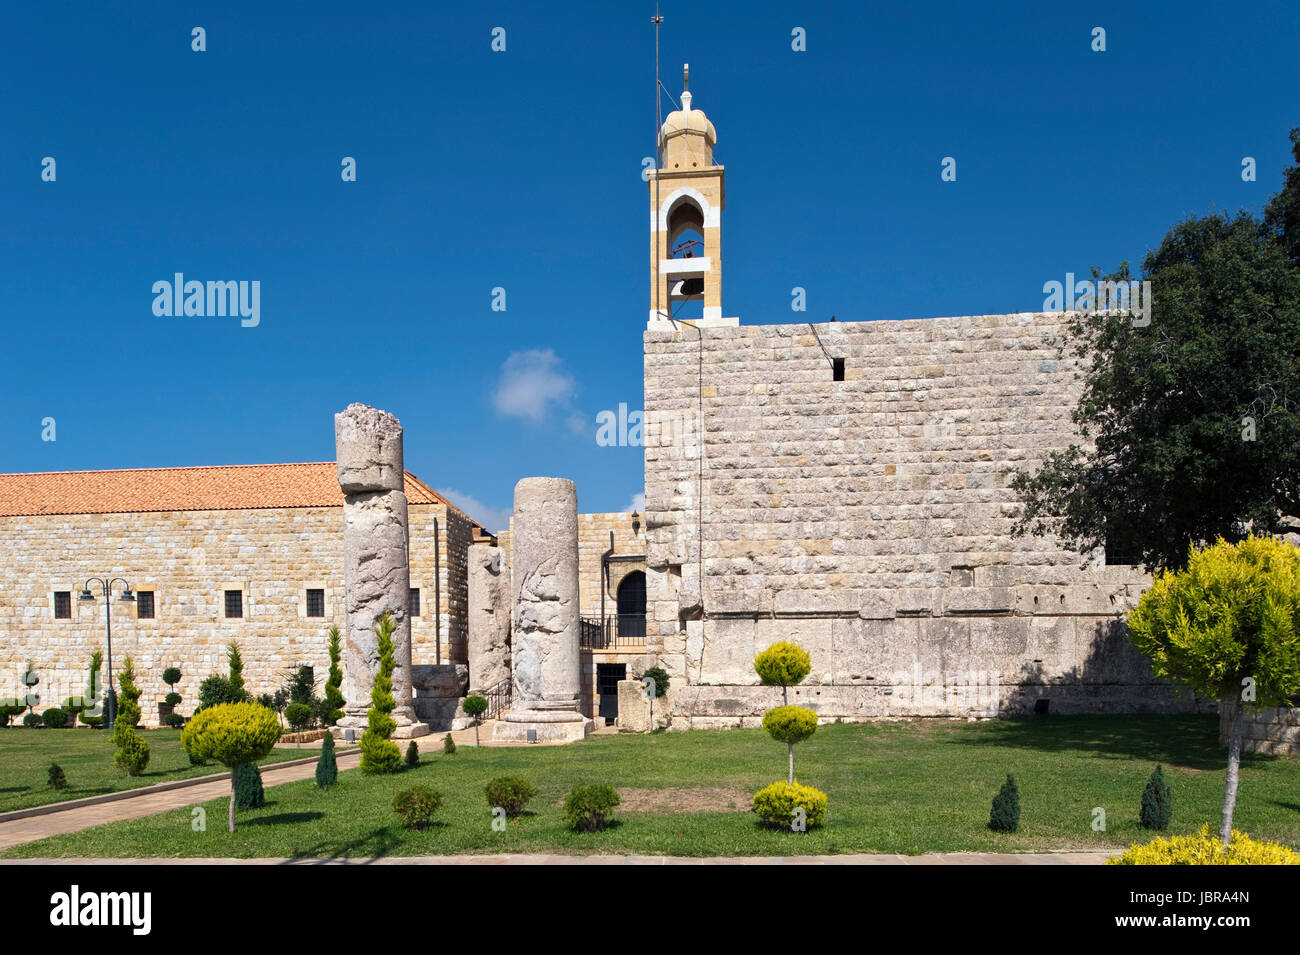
[989,775,1021,832]
[393,786,443,830]
[315,733,338,787]
[115,655,142,728]
[323,625,346,725]
[181,701,281,832]
[42,708,69,728]
[164,692,182,707]
[462,694,488,746]
[1109,823,1300,865]
[564,785,621,832]
[162,713,187,728]
[198,675,238,710]
[753,641,812,703]
[762,705,818,784]
[1141,765,1173,831]
[443,733,456,754]
[23,712,43,728]
[114,727,150,776]
[234,762,265,809]
[360,613,402,774]
[48,763,68,790]
[485,776,538,817]
[226,643,247,703]
[61,697,86,723]
[405,740,420,767]
[285,702,314,739]
[162,667,182,689]
[752,781,828,830]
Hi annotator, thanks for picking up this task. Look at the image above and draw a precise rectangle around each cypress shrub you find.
[114,727,151,776]
[989,774,1021,832]
[115,655,142,728]
[234,762,265,809]
[323,625,346,725]
[48,763,68,790]
[359,613,402,774]
[1140,765,1173,830]
[443,733,456,754]
[405,741,420,767]
[315,734,338,787]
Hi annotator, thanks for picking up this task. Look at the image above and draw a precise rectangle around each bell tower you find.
[648,65,733,328]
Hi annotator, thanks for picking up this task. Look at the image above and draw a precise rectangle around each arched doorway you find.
[616,571,647,640]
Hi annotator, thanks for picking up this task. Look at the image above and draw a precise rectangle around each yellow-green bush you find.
[753,642,812,696]
[1108,824,1300,865]
[752,781,828,830]
[181,702,281,767]
[761,705,818,744]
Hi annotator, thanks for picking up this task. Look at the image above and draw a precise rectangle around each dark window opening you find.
[409,588,421,617]
[1104,531,1141,566]
[832,358,845,381]
[224,590,243,619]
[616,571,647,640]
[54,591,72,619]
[137,591,155,619]
[306,588,325,618]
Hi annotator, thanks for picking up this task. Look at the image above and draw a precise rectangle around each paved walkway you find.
[2,851,1111,865]
[0,748,360,851]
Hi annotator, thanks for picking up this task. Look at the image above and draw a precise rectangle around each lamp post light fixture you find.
[80,577,135,730]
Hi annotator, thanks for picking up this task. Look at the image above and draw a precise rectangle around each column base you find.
[493,703,593,743]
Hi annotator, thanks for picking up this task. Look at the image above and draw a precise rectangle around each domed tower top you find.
[658,64,717,169]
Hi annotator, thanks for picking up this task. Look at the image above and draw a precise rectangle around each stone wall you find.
[642,313,1197,723]
[0,501,468,725]
[1221,704,1300,755]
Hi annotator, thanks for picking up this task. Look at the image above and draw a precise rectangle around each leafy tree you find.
[198,675,238,710]
[989,775,1021,832]
[315,733,338,787]
[323,625,346,725]
[754,642,812,705]
[462,694,488,746]
[359,612,402,774]
[1128,535,1300,844]
[1013,134,1300,572]
[283,665,319,708]
[182,702,281,832]
[1141,765,1173,831]
[762,705,818,784]
[162,667,182,695]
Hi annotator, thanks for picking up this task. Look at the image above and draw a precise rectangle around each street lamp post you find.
[80,577,135,730]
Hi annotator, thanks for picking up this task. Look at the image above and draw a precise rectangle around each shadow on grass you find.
[244,812,326,827]
[949,715,1227,770]
[285,825,407,862]
[0,787,30,794]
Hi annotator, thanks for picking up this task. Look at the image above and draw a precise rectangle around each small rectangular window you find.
[409,588,421,617]
[306,589,325,618]
[137,591,155,619]
[54,591,72,619]
[224,590,243,619]
[832,358,845,382]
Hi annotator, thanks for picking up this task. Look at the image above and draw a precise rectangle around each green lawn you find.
[0,728,309,814]
[5,715,1299,859]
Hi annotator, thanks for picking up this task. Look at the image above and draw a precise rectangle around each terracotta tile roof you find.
[0,463,484,530]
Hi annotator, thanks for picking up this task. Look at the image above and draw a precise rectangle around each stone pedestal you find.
[468,545,511,693]
[333,403,429,740]
[494,477,592,743]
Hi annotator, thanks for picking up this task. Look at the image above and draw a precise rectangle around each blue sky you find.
[3,0,1297,531]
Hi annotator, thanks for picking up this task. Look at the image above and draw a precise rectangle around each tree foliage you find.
[181,702,281,832]
[1013,130,1300,571]
[323,625,346,725]
[754,642,812,704]
[359,612,402,774]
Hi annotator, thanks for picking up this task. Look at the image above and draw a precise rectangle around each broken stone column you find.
[494,477,592,742]
[467,545,511,693]
[333,403,428,739]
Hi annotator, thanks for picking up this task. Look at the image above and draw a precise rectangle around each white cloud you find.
[438,487,512,535]
[623,492,645,514]
[492,348,576,424]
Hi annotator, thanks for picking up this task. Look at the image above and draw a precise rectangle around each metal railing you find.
[579,614,648,649]
[481,677,512,720]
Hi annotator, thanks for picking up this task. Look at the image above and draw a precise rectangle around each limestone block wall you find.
[643,313,1197,723]
[577,512,646,619]
[1221,704,1300,755]
[0,502,468,725]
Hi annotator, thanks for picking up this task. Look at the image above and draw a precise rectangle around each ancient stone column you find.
[333,403,428,739]
[494,477,591,742]
[467,545,511,693]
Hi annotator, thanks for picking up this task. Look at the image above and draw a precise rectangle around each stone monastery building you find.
[0,71,1194,730]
